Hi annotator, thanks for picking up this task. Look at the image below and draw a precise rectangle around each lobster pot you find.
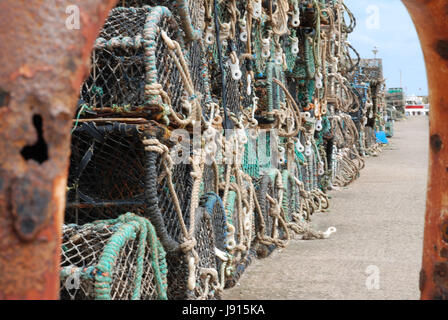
[201,164,218,195]
[80,6,188,119]
[161,208,219,300]
[202,0,253,119]
[202,192,255,288]
[202,193,228,256]
[188,208,220,300]
[364,126,377,149]
[188,40,212,109]
[222,189,258,288]
[66,123,148,225]
[114,0,208,105]
[222,64,243,118]
[81,7,149,111]
[65,122,192,244]
[254,175,277,258]
[282,171,299,224]
[117,0,205,32]
[206,50,243,118]
[60,214,167,300]
[145,150,219,300]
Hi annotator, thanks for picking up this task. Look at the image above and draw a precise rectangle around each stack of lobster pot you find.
[61,0,385,300]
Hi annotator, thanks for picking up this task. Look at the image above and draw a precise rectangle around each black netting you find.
[187,209,219,300]
[284,176,297,223]
[207,198,227,253]
[156,158,193,243]
[166,253,189,300]
[224,65,242,118]
[202,165,217,195]
[225,248,257,289]
[115,0,154,7]
[115,1,205,45]
[155,27,187,115]
[188,40,212,111]
[254,175,276,258]
[148,149,220,300]
[80,8,148,110]
[167,209,218,300]
[66,123,146,225]
[100,8,147,38]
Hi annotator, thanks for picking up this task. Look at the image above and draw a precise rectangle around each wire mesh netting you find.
[187,208,220,300]
[282,172,298,223]
[66,123,146,225]
[60,214,167,300]
[146,150,221,300]
[115,0,153,7]
[254,175,276,258]
[202,193,228,253]
[116,0,205,31]
[153,153,193,245]
[81,8,149,111]
[364,126,377,149]
[163,208,218,300]
[80,6,188,120]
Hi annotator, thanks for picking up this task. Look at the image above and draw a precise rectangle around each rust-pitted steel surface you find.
[0,0,117,299]
[402,0,448,300]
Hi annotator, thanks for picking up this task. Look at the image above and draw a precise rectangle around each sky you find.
[344,0,428,96]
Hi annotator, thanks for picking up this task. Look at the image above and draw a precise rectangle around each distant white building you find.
[405,94,429,116]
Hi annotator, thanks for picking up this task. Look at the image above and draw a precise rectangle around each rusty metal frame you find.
[403,0,448,300]
[0,0,118,299]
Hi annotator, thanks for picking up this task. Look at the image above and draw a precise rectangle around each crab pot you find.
[66,123,148,225]
[66,122,219,299]
[146,151,219,300]
[187,208,220,300]
[81,7,149,112]
[79,6,187,119]
[60,216,167,300]
[254,175,277,258]
[65,121,191,247]
[225,248,257,289]
[364,126,377,149]
[115,0,205,35]
[282,171,299,224]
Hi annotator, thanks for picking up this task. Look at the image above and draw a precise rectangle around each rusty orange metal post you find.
[0,0,117,299]
[402,0,448,300]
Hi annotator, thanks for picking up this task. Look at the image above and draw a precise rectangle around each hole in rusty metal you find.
[442,221,448,244]
[20,219,36,236]
[0,88,10,108]
[436,40,448,61]
[431,134,443,153]
[20,114,49,164]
